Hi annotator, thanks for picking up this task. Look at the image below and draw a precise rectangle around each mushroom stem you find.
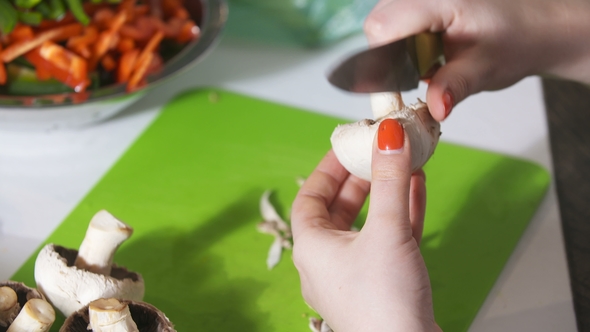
[370,92,405,119]
[0,286,19,327]
[74,210,134,276]
[88,298,139,332]
[6,298,55,332]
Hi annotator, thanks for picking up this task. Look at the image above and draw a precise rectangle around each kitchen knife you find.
[327,32,445,93]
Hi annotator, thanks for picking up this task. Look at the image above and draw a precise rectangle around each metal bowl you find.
[0,0,228,131]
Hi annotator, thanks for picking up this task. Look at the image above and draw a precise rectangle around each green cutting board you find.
[11,88,550,332]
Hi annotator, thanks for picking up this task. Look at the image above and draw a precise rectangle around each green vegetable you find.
[48,0,66,20]
[35,2,52,17]
[14,0,43,10]
[0,0,18,35]
[5,78,75,95]
[17,10,43,25]
[64,0,90,25]
[4,64,74,95]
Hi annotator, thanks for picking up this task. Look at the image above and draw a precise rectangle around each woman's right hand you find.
[364,0,590,121]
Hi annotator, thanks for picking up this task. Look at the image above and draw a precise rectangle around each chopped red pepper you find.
[1,23,84,63]
[25,41,90,92]
[0,46,5,85]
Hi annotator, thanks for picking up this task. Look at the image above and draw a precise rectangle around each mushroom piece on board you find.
[34,210,145,317]
[0,281,50,332]
[6,298,55,332]
[60,298,176,332]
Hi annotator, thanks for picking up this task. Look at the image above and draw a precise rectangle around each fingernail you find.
[378,119,404,153]
[443,91,454,118]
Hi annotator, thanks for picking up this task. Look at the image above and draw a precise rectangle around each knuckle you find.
[371,166,407,182]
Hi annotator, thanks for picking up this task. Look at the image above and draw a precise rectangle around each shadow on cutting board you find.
[115,189,271,331]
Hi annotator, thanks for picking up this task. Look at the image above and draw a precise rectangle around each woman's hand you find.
[364,0,590,121]
[291,119,440,332]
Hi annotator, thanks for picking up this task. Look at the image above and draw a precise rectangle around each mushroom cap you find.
[0,281,46,332]
[59,299,176,332]
[330,100,440,181]
[34,244,145,317]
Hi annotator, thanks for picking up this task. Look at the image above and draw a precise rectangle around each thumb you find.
[363,118,413,238]
[426,53,490,121]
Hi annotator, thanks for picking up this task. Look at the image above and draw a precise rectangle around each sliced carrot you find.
[174,7,189,20]
[108,10,128,32]
[0,46,5,85]
[160,16,183,38]
[9,25,35,43]
[117,48,139,83]
[67,26,98,49]
[117,37,135,53]
[101,54,117,72]
[93,8,115,30]
[127,51,153,91]
[118,0,136,22]
[162,0,182,18]
[136,30,163,68]
[90,11,127,70]
[120,24,150,42]
[176,20,199,43]
[134,4,150,16]
[70,44,92,59]
[1,23,84,63]
[150,0,163,18]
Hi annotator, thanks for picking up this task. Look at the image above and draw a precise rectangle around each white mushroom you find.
[330,92,440,181]
[0,280,47,330]
[6,298,55,332]
[88,298,138,332]
[34,210,145,317]
[60,298,176,332]
[0,286,19,328]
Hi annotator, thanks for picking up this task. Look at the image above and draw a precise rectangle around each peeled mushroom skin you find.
[60,299,176,332]
[35,244,145,317]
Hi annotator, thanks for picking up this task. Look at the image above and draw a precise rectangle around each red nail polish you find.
[378,119,404,151]
[443,92,454,118]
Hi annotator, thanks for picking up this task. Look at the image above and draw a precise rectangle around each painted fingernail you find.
[443,91,454,118]
[378,119,404,153]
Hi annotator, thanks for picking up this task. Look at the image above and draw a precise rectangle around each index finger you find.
[290,150,350,239]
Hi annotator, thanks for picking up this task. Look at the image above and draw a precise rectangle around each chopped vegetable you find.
[15,0,43,9]
[25,41,89,91]
[63,0,90,25]
[0,0,200,94]
[1,23,83,62]
[17,11,43,26]
[0,0,18,35]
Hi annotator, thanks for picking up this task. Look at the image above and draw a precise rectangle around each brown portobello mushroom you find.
[60,298,176,332]
[0,281,55,332]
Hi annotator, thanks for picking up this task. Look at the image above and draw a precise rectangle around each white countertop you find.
[0,32,578,331]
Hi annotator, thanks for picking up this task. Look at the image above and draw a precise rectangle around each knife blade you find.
[327,32,445,93]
